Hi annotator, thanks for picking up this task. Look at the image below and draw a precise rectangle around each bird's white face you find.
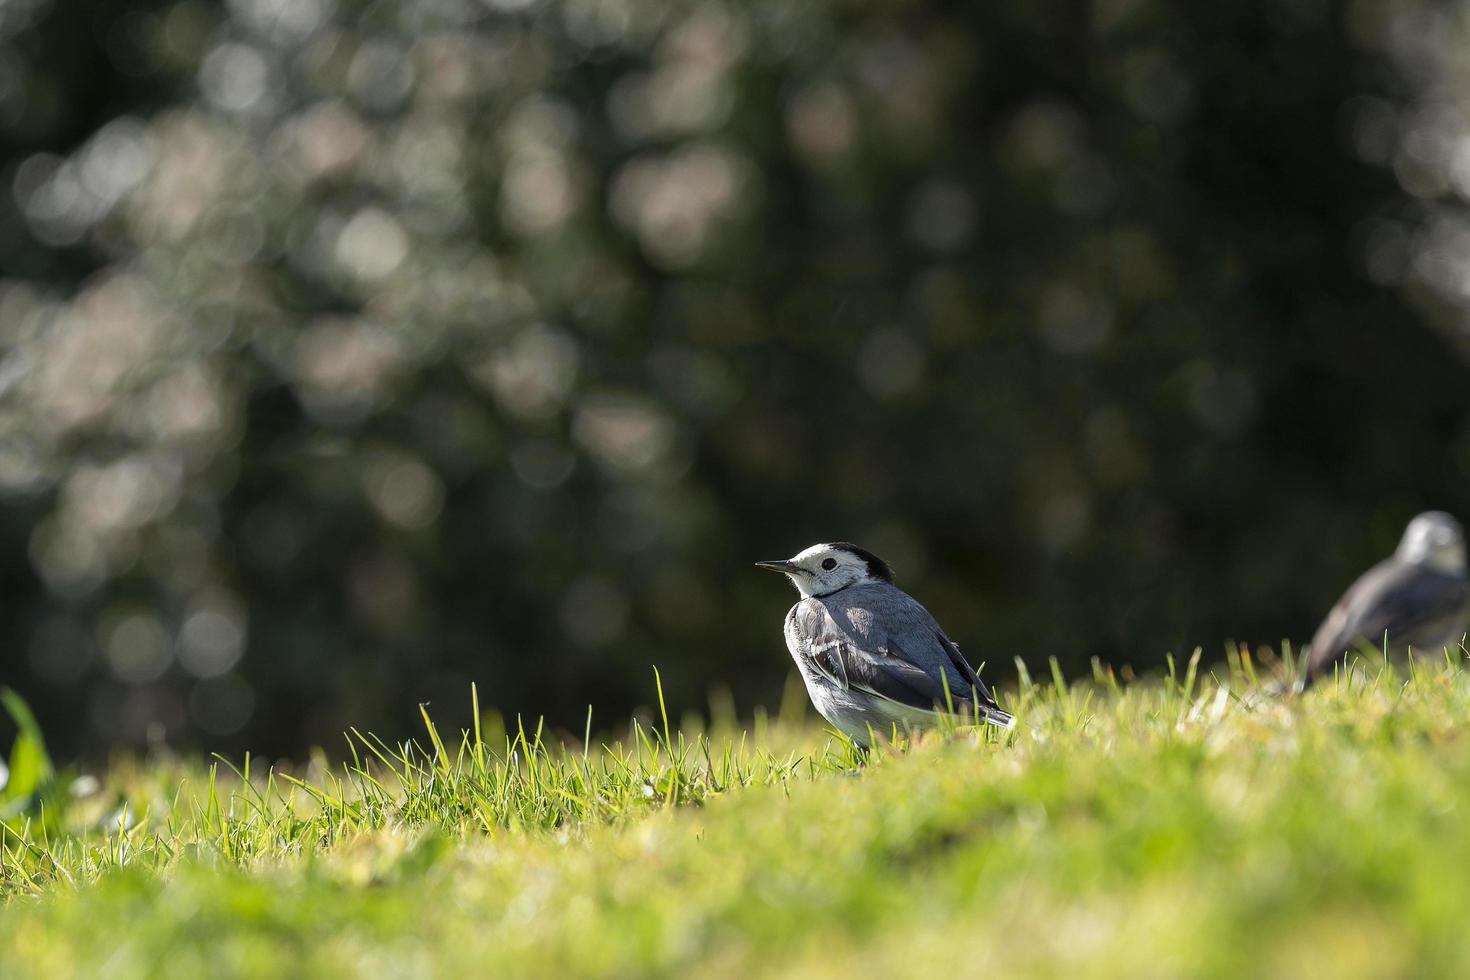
[1396,511,1467,574]
[755,543,886,598]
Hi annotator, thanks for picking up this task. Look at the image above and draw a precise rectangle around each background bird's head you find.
[755,542,894,598]
[1396,511,1466,574]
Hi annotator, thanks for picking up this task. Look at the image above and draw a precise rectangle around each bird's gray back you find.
[1308,558,1470,678]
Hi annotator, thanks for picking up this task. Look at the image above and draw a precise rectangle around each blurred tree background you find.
[2,0,1469,757]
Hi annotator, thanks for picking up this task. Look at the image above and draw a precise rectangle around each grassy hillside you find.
[4,654,1470,978]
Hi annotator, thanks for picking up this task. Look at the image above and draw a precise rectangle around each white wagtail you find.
[756,542,1015,746]
[1301,511,1470,690]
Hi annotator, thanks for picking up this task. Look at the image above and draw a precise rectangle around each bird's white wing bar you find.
[806,639,849,690]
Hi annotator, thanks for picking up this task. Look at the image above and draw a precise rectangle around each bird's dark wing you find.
[844,636,981,713]
[800,586,1007,719]
[933,629,985,691]
[1306,559,1470,684]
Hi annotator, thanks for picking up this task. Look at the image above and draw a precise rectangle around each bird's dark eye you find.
[821,558,837,570]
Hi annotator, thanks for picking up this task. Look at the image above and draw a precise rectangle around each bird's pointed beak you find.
[754,559,799,574]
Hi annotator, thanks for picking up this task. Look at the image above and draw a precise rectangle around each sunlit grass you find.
[5,650,1470,978]
[0,670,871,898]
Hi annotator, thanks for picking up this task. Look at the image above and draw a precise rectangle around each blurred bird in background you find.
[1301,512,1470,690]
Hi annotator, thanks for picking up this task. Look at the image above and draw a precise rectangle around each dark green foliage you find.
[0,0,1467,754]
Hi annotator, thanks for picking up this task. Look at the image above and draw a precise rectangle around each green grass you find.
[4,652,1470,978]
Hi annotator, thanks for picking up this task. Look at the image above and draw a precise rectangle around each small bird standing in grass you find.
[756,542,1015,746]
[1301,511,1470,690]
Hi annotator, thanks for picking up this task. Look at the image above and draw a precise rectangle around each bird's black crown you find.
[830,542,894,582]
